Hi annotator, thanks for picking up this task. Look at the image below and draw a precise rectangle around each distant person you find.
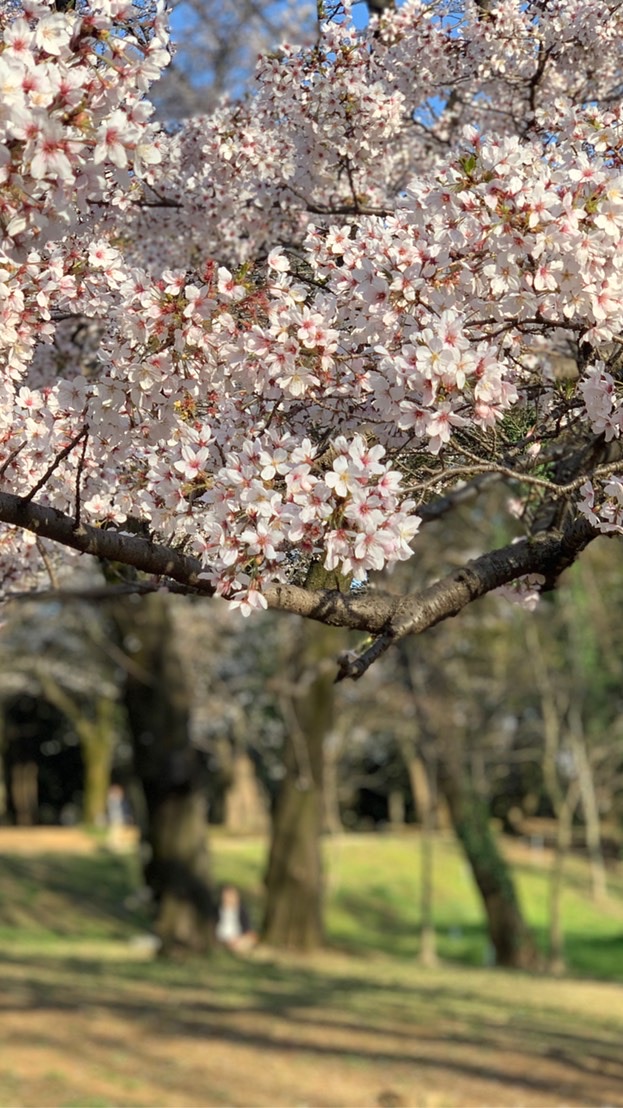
[215,884,257,952]
[106,783,127,850]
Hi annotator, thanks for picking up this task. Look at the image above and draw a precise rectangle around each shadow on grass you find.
[562,931,623,980]
[1,950,623,1107]
[330,889,488,964]
[0,853,148,939]
[329,888,623,982]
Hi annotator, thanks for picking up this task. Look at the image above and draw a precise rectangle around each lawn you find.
[210,829,623,977]
[0,827,622,1107]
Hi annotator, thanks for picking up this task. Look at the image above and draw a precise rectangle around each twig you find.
[0,442,27,481]
[35,538,59,590]
[74,428,90,526]
[23,427,88,504]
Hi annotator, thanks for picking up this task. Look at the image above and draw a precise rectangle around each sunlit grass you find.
[211,830,623,977]
[0,831,622,1106]
[0,830,621,977]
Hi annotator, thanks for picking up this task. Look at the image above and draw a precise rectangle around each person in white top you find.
[215,885,257,952]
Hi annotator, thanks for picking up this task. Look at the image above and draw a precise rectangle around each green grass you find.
[0,832,622,978]
[0,850,148,948]
[1,832,623,1106]
[210,830,623,978]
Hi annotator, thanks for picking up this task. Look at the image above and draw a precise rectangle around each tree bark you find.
[110,593,215,954]
[439,757,540,969]
[414,755,437,967]
[262,622,336,952]
[36,672,117,828]
[548,780,580,974]
[568,709,607,901]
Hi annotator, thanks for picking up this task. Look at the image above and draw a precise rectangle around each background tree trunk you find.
[36,672,116,828]
[415,754,437,967]
[568,709,607,901]
[0,714,6,824]
[81,699,116,827]
[12,762,38,826]
[548,779,580,974]
[439,756,540,969]
[110,593,215,954]
[224,751,269,835]
[262,622,337,952]
[323,731,343,834]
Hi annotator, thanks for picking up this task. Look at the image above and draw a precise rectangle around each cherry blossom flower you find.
[3,0,623,612]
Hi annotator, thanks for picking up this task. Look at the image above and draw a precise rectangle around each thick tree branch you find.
[0,491,215,593]
[334,517,600,680]
[0,492,599,679]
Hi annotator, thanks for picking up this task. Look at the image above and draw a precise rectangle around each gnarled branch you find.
[0,491,599,678]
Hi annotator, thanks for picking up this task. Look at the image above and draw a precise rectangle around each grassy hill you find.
[0,828,622,1107]
[210,829,623,978]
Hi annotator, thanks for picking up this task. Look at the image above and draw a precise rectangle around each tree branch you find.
[334,517,600,680]
[0,491,214,592]
[0,491,600,679]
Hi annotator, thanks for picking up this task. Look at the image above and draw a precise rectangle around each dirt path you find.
[1,828,622,1107]
[0,824,137,853]
[1,947,623,1108]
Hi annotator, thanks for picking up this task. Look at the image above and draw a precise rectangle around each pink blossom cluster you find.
[132,0,623,272]
[579,478,623,535]
[0,0,167,258]
[579,364,623,442]
[3,1,623,604]
[495,573,546,612]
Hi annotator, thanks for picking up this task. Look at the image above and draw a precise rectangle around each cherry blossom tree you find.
[2,0,623,680]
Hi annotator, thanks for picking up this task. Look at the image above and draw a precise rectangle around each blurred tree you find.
[0,596,119,827]
[395,644,438,967]
[152,0,315,118]
[35,671,117,827]
[108,592,215,954]
[262,620,340,951]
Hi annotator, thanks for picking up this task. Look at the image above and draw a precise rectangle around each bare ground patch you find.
[1,948,623,1108]
[1,829,622,1107]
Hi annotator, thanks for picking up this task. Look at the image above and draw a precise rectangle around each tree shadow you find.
[1,952,623,1107]
[0,853,147,937]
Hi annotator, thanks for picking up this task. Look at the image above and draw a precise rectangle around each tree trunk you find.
[568,710,607,901]
[262,777,324,951]
[262,622,336,952]
[81,697,117,826]
[12,762,38,826]
[110,593,215,954]
[388,789,406,827]
[35,671,116,828]
[440,757,540,969]
[408,755,431,825]
[414,755,437,967]
[82,728,113,827]
[224,752,269,835]
[0,713,6,824]
[323,732,343,834]
[548,781,579,974]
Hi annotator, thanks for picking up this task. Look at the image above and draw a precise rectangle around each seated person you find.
[215,884,257,952]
